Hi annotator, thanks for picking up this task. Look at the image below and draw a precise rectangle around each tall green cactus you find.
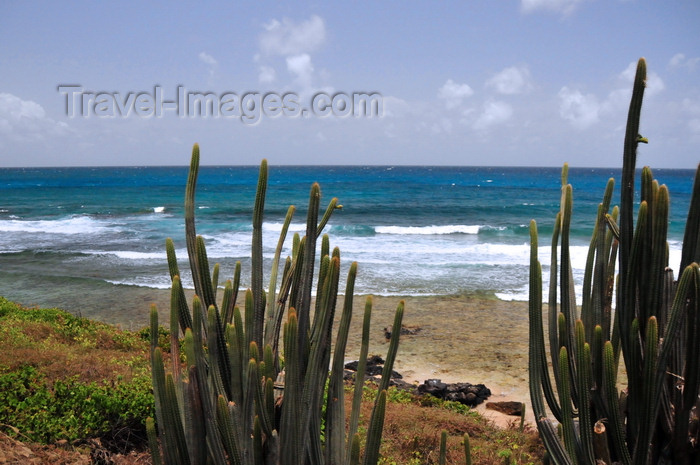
[147,145,405,465]
[529,57,700,464]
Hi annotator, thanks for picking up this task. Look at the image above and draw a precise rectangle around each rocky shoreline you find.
[343,355,493,408]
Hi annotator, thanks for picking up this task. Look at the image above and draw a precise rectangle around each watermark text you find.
[57,85,382,124]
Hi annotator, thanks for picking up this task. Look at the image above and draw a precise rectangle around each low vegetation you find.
[0,296,542,464]
[0,296,153,462]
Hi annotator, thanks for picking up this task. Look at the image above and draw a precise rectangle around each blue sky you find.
[1,1,698,168]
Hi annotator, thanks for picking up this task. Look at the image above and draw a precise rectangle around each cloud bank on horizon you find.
[0,1,698,168]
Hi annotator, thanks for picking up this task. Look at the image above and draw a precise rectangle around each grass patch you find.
[348,382,542,464]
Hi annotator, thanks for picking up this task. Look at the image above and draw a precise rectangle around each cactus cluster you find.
[146,145,405,465]
[528,58,700,464]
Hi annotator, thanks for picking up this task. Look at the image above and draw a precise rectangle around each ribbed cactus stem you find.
[265,205,295,349]
[150,146,404,465]
[225,261,241,325]
[165,241,193,334]
[146,417,162,465]
[634,316,659,463]
[439,430,447,465]
[575,320,595,464]
[619,58,646,362]
[348,297,372,457]
[349,434,361,465]
[549,212,562,399]
[363,390,387,465]
[603,340,631,465]
[184,144,207,308]
[316,197,339,237]
[647,186,669,319]
[557,346,577,461]
[211,262,219,301]
[378,300,404,393]
[464,432,472,465]
[252,159,267,350]
[295,182,321,373]
[680,164,700,270]
[280,309,301,464]
[216,395,243,465]
[529,58,700,464]
[325,262,357,465]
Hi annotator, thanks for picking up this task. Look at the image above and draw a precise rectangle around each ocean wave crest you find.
[83,250,168,260]
[375,224,481,235]
[0,215,115,235]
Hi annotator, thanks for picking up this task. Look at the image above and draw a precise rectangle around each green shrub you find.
[0,364,153,444]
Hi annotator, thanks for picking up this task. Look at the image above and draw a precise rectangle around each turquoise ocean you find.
[0,165,695,326]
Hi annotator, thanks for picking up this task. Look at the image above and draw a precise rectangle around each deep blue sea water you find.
[0,165,695,325]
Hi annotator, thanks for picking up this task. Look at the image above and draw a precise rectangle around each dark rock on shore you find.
[417,379,491,407]
[344,355,403,381]
[343,359,491,407]
[485,401,524,416]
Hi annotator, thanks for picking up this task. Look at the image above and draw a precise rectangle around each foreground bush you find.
[0,297,153,447]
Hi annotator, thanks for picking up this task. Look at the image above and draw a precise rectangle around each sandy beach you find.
[340,295,532,425]
[95,288,533,424]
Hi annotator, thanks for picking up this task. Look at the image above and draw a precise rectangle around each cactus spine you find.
[529,57,700,464]
[147,146,404,464]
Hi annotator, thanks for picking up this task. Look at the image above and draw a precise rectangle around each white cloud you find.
[260,15,326,56]
[602,88,632,114]
[558,86,600,129]
[1,93,45,119]
[438,79,474,109]
[473,100,513,130]
[683,98,700,134]
[486,66,533,95]
[286,54,314,89]
[256,16,328,94]
[198,52,217,66]
[670,53,685,68]
[0,93,70,142]
[559,61,665,130]
[383,96,411,118]
[521,0,586,15]
[198,52,218,77]
[258,65,276,83]
[669,53,700,70]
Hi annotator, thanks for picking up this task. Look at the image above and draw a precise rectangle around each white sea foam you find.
[0,248,24,254]
[199,233,253,258]
[495,290,530,302]
[105,277,173,289]
[668,243,684,273]
[0,216,114,234]
[375,224,481,235]
[84,250,168,260]
[153,206,165,213]
[262,222,308,233]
